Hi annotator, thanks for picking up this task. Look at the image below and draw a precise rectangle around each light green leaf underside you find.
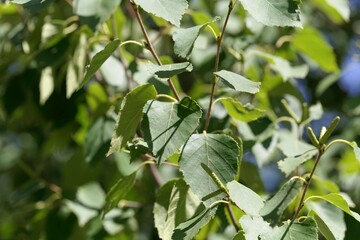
[214,70,261,94]
[154,179,200,240]
[80,39,121,88]
[305,193,360,223]
[142,97,202,165]
[260,177,304,221]
[308,201,346,240]
[134,0,188,27]
[179,133,240,207]
[172,205,218,240]
[103,172,137,215]
[240,215,272,240]
[261,217,318,240]
[238,0,302,28]
[64,200,98,227]
[173,17,220,59]
[145,62,193,81]
[227,181,264,216]
[248,50,309,81]
[351,141,360,163]
[311,0,350,23]
[292,26,339,73]
[220,97,264,122]
[278,149,317,176]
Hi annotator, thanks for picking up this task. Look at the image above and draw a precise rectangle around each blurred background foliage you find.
[0,0,360,239]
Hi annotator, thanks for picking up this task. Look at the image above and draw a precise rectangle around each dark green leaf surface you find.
[103,172,137,215]
[214,70,261,94]
[154,179,200,240]
[145,62,193,81]
[238,0,302,27]
[80,39,121,88]
[172,205,218,240]
[260,177,304,221]
[142,97,202,165]
[179,133,240,207]
[108,84,157,156]
[134,0,188,27]
[261,217,318,240]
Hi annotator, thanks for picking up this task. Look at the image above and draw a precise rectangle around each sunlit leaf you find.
[142,97,202,165]
[278,150,317,176]
[214,70,261,94]
[238,0,302,27]
[134,0,188,27]
[220,97,264,122]
[145,62,193,81]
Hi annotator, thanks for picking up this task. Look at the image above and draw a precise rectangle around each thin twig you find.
[292,148,324,220]
[205,0,235,130]
[226,203,241,232]
[129,0,180,100]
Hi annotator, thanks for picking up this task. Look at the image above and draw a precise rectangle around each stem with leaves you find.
[129,0,180,101]
[205,0,235,131]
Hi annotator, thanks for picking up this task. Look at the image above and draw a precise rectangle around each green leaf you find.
[85,116,115,164]
[103,172,137,215]
[107,84,157,156]
[260,177,305,221]
[134,0,188,27]
[179,133,240,207]
[240,215,272,240]
[278,131,315,157]
[173,17,220,59]
[277,150,317,176]
[305,193,360,223]
[214,70,261,94]
[311,0,350,24]
[145,62,193,81]
[142,97,202,165]
[248,50,309,81]
[227,181,264,216]
[64,200,98,227]
[220,97,264,122]
[12,0,55,13]
[172,205,218,240]
[308,202,346,240]
[80,39,121,88]
[238,0,302,28]
[74,0,121,29]
[261,217,318,240]
[77,182,106,209]
[351,141,360,163]
[292,26,339,73]
[154,179,200,240]
[39,67,54,105]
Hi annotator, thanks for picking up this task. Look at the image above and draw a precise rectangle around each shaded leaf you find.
[311,0,350,24]
[292,26,339,73]
[220,97,264,122]
[154,179,200,240]
[142,97,202,165]
[173,17,220,59]
[227,180,264,216]
[145,62,193,81]
[134,0,188,27]
[85,116,115,164]
[261,217,318,240]
[179,133,240,207]
[172,205,218,240]
[64,200,98,227]
[305,193,360,222]
[77,182,106,209]
[80,39,121,88]
[278,149,317,176]
[108,84,157,156]
[103,172,137,215]
[214,70,261,94]
[238,0,302,28]
[12,0,55,13]
[260,177,304,222]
